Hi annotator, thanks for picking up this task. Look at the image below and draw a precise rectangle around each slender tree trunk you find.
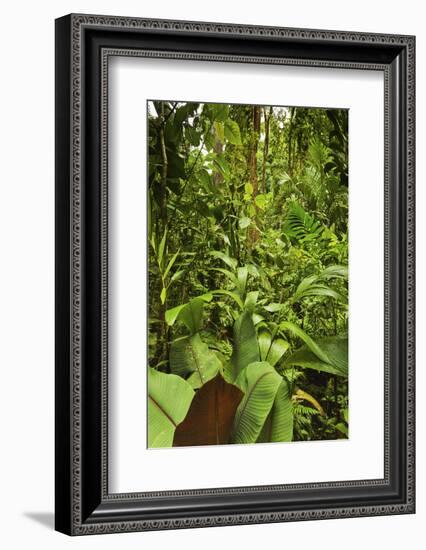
[287,107,295,176]
[153,105,169,369]
[261,106,272,194]
[213,129,223,187]
[159,105,168,233]
[248,106,261,247]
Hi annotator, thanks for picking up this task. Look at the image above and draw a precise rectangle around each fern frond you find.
[283,202,323,243]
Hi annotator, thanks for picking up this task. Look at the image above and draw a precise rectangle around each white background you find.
[0,0,423,548]
[109,58,384,492]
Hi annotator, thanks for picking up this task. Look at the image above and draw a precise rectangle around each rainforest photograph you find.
[147,100,349,449]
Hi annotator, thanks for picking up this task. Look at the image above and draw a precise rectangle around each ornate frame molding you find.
[55,14,415,535]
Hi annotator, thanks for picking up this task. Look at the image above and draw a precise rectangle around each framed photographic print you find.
[55,14,415,535]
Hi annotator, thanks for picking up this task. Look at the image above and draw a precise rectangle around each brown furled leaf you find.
[173,374,244,446]
[292,388,325,416]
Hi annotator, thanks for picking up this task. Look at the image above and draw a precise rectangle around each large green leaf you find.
[208,103,229,122]
[148,368,194,448]
[279,321,331,364]
[230,311,260,381]
[284,336,348,377]
[210,268,238,288]
[258,329,272,361]
[266,339,290,367]
[209,250,238,270]
[165,294,213,333]
[321,264,348,279]
[258,379,293,443]
[231,362,282,444]
[293,271,345,303]
[212,289,244,310]
[295,285,344,302]
[244,291,259,312]
[169,333,222,389]
[236,266,248,297]
[224,119,242,145]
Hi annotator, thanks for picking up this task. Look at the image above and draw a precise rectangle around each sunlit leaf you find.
[212,289,244,310]
[336,422,348,436]
[163,250,180,279]
[244,291,259,312]
[214,121,225,143]
[170,269,185,283]
[279,321,331,365]
[236,266,248,297]
[148,368,194,448]
[210,267,239,288]
[244,182,253,195]
[158,228,167,268]
[254,194,267,209]
[165,294,213,330]
[224,119,242,145]
[170,333,222,388]
[239,216,251,229]
[230,311,260,380]
[284,336,348,377]
[231,362,282,444]
[210,250,238,270]
[258,379,293,442]
[266,338,289,367]
[209,103,229,122]
[258,329,272,361]
[321,265,348,279]
[264,303,285,313]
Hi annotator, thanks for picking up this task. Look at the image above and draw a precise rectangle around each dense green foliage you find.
[147,101,349,447]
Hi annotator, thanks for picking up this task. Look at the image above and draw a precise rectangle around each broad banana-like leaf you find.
[148,368,194,448]
[321,264,348,279]
[284,336,348,377]
[165,293,213,333]
[258,329,288,366]
[230,311,260,381]
[173,375,243,446]
[264,302,285,313]
[293,265,347,302]
[252,313,265,326]
[266,338,290,367]
[231,362,282,444]
[293,277,344,303]
[170,333,222,388]
[244,291,259,312]
[279,321,331,364]
[295,274,318,297]
[212,289,244,310]
[210,267,238,288]
[178,299,206,334]
[224,119,242,145]
[236,266,248,297]
[257,379,293,442]
[258,329,272,361]
[210,250,238,270]
[297,285,344,302]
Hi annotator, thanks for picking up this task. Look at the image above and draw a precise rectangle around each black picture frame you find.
[55,13,415,535]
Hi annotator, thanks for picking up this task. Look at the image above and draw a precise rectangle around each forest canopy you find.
[147,100,349,448]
